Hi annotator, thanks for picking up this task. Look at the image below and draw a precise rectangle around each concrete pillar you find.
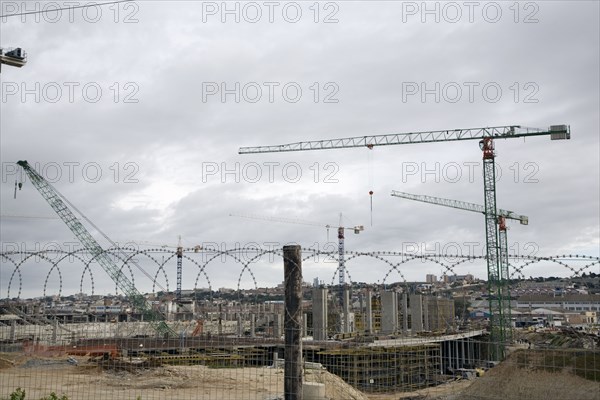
[402,293,409,333]
[423,296,430,331]
[455,340,459,369]
[365,291,373,334]
[312,288,328,341]
[273,313,283,338]
[250,314,256,338]
[468,340,473,366]
[237,313,243,337]
[303,313,308,337]
[381,291,398,334]
[410,294,424,333]
[10,320,16,340]
[440,344,444,374]
[343,286,350,333]
[51,320,58,343]
[218,304,223,335]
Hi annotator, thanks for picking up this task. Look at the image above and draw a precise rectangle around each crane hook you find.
[369,190,374,226]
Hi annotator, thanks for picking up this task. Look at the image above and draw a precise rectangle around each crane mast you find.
[497,215,511,345]
[240,124,570,358]
[16,161,173,337]
[176,235,183,303]
[337,226,345,286]
[481,137,506,359]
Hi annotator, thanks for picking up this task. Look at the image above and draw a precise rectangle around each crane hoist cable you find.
[367,143,374,226]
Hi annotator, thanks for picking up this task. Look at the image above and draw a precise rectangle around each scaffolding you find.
[317,344,442,392]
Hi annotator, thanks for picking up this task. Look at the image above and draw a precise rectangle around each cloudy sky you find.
[1,0,598,298]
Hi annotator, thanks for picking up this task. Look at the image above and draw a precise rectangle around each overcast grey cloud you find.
[1,0,598,298]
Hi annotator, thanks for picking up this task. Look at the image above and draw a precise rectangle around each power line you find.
[0,214,58,220]
[0,0,134,18]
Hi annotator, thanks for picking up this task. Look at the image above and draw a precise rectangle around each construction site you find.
[1,281,599,399]
[1,104,598,400]
[1,2,599,399]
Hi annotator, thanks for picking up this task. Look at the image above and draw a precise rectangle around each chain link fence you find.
[1,248,598,399]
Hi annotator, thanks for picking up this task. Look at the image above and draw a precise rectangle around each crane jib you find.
[238,125,569,154]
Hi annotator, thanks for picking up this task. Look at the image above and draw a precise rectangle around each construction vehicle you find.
[16,160,174,337]
[239,124,571,359]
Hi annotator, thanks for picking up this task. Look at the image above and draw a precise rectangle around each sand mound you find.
[459,353,599,400]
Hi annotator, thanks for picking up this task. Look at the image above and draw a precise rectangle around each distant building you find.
[447,274,474,284]
[426,274,437,283]
[584,311,598,325]
[516,294,600,312]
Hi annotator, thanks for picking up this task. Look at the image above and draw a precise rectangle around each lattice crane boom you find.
[239,125,570,154]
[16,161,174,336]
[390,191,528,225]
[230,213,364,233]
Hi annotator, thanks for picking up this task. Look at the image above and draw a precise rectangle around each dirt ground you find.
[1,354,370,400]
[1,353,598,400]
[458,360,600,400]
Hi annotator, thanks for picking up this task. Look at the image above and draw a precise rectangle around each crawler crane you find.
[16,161,174,336]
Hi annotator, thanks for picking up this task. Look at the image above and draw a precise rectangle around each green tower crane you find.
[239,124,570,359]
[390,190,530,356]
[16,160,174,337]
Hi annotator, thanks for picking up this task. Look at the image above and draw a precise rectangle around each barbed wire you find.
[1,247,598,300]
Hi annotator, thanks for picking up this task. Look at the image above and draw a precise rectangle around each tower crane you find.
[239,124,570,358]
[176,236,183,303]
[124,237,202,303]
[16,161,174,337]
[230,213,364,287]
[231,212,363,334]
[390,190,530,343]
